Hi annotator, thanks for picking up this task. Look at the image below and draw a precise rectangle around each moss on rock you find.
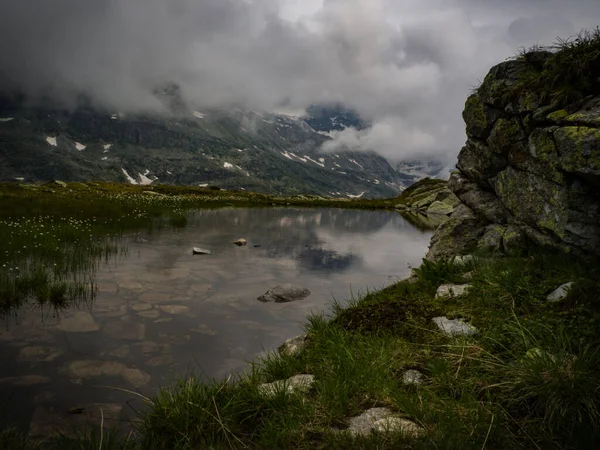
[554,126,600,179]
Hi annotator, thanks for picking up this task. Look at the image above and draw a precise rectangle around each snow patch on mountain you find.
[0,118,14,122]
[304,156,325,167]
[349,158,364,169]
[235,165,250,176]
[121,168,138,184]
[346,191,365,199]
[138,170,154,185]
[192,111,206,119]
[103,144,112,151]
[223,162,234,169]
[75,142,86,151]
[46,137,57,147]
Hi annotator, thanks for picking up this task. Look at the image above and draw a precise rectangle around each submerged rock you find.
[29,403,122,439]
[18,346,64,363]
[56,311,100,333]
[257,374,315,398]
[119,280,144,291]
[547,282,574,303]
[258,284,311,303]
[433,317,478,337]
[60,360,151,387]
[159,305,190,315]
[192,247,212,255]
[345,407,423,437]
[192,324,217,335]
[435,284,472,299]
[122,368,151,387]
[103,321,146,341]
[131,302,153,312]
[137,310,161,319]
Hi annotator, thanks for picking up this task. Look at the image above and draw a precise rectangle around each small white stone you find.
[257,374,314,398]
[435,284,471,299]
[402,369,423,385]
[433,317,478,337]
[547,282,573,303]
[345,407,424,437]
[278,334,307,357]
[453,255,474,266]
[372,417,423,437]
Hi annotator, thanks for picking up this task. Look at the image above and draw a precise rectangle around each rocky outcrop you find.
[428,53,600,260]
[394,179,461,217]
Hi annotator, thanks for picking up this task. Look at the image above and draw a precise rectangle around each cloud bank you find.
[0,0,598,162]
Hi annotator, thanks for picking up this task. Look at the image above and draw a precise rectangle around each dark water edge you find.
[0,207,432,435]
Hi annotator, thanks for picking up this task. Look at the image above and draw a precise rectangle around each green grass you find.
[508,28,600,108]
[51,248,593,450]
[5,180,596,449]
[3,249,599,449]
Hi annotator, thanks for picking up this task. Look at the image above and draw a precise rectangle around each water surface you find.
[0,207,432,434]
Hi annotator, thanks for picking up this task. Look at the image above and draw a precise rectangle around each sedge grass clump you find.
[509,28,600,108]
[499,321,600,441]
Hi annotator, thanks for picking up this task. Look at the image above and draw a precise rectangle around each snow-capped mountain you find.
[0,94,408,198]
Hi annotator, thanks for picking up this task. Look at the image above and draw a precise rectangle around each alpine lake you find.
[0,190,434,438]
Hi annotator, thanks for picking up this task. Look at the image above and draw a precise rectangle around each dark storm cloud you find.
[0,0,598,162]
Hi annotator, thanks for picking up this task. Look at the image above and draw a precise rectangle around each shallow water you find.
[0,207,432,435]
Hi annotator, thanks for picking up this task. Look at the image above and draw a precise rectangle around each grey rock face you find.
[257,284,311,303]
[477,225,506,253]
[426,204,485,261]
[431,53,600,258]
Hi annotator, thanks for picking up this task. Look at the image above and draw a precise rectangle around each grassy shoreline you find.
[2,180,598,449]
[4,249,599,449]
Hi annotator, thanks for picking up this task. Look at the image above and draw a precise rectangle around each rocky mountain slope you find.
[0,95,410,198]
[426,46,600,259]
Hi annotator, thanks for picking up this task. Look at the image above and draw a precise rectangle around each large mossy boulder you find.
[429,47,600,259]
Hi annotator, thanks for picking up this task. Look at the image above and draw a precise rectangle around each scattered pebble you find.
[257,374,315,398]
[435,284,471,299]
[547,282,573,303]
[402,369,424,385]
[433,317,478,337]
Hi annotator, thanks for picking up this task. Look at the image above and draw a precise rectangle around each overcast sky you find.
[1,0,598,163]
